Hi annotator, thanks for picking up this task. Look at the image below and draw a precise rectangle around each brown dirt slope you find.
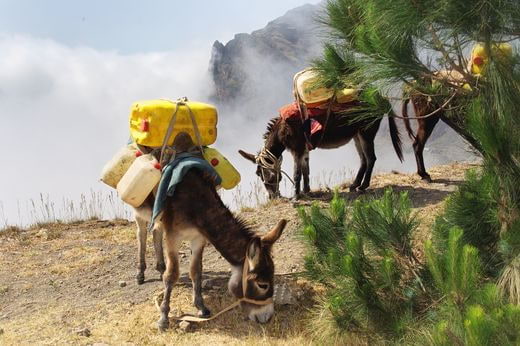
[0,162,474,345]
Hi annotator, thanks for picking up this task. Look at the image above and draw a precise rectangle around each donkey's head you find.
[239,149,282,199]
[229,219,287,323]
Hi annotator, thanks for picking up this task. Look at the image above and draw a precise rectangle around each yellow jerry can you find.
[470,43,513,75]
[202,147,241,190]
[130,99,218,148]
[336,88,359,104]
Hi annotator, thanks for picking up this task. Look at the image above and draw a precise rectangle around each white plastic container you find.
[100,144,139,188]
[117,154,162,207]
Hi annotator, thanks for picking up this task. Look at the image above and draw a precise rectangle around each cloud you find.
[0,31,471,226]
[0,34,213,225]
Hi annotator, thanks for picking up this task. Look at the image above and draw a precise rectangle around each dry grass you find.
[0,190,132,230]
[0,291,315,346]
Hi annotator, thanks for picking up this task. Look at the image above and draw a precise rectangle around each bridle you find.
[255,147,295,187]
[154,240,273,323]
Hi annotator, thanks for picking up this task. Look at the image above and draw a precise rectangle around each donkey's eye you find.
[257,283,270,290]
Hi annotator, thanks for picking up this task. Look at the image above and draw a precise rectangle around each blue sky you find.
[0,0,321,53]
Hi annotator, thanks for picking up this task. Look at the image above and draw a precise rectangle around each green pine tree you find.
[316,0,520,305]
[300,191,520,343]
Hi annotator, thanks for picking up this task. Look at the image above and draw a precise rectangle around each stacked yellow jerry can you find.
[432,42,513,91]
[100,98,241,207]
[129,99,218,147]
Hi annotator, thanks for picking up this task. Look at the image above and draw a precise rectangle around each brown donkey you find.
[401,93,481,182]
[239,111,403,199]
[134,169,287,330]
[401,96,441,182]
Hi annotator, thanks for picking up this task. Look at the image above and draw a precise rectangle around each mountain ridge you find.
[209,3,324,106]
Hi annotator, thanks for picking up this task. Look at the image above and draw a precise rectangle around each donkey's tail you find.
[401,98,416,141]
[388,109,404,163]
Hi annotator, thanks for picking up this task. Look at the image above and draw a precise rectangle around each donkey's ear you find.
[238,150,256,164]
[261,219,287,245]
[247,238,262,269]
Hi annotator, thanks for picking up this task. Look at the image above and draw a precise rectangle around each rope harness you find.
[155,242,273,323]
[255,147,295,188]
[159,97,204,166]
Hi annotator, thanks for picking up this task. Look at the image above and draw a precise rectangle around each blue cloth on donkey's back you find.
[149,152,221,228]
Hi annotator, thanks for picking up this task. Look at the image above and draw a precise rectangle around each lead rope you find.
[154,243,273,323]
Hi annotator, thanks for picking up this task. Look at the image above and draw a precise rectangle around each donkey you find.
[401,96,441,182]
[401,92,481,182]
[239,111,403,199]
[133,170,287,330]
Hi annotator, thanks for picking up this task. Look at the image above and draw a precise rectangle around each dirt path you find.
[0,162,474,345]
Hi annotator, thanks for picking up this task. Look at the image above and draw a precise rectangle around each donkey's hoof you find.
[198,307,211,318]
[349,184,359,192]
[136,273,145,285]
[421,175,433,183]
[156,262,166,275]
[157,317,169,331]
[294,193,303,200]
[358,185,369,192]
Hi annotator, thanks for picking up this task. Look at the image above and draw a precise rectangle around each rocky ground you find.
[0,162,475,345]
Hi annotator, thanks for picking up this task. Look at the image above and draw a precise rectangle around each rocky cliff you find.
[209,4,324,108]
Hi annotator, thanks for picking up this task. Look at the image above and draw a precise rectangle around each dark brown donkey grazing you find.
[133,172,287,330]
[156,170,286,329]
[239,111,404,199]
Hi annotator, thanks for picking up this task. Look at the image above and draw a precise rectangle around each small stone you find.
[74,327,91,337]
[37,229,49,240]
[178,321,193,332]
[201,279,213,289]
[119,281,127,288]
[273,284,295,305]
[0,328,4,335]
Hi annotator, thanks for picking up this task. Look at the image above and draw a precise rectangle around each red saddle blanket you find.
[279,102,323,135]
[278,101,361,148]
[279,101,359,120]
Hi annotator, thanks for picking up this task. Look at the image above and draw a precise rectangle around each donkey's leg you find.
[153,228,165,278]
[135,217,148,285]
[358,135,377,191]
[292,152,303,198]
[413,116,439,182]
[157,233,181,331]
[189,236,211,317]
[350,136,368,191]
[302,150,310,194]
